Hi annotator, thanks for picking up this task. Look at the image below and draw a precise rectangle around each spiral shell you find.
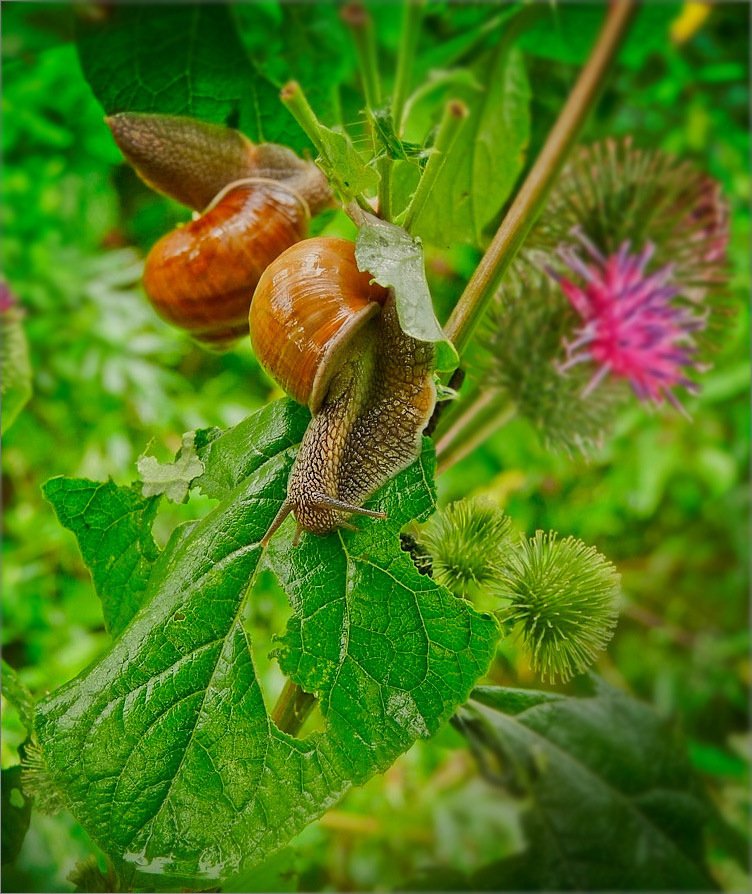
[250,237,389,411]
[143,180,310,350]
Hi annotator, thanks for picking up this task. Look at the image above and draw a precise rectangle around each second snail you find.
[107,113,332,349]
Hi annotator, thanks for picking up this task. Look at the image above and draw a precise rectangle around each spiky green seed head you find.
[498,531,621,683]
[420,498,515,597]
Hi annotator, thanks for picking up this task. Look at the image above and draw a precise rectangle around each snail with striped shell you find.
[250,237,437,545]
[107,113,331,349]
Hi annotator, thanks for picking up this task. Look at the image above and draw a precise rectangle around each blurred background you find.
[2,2,749,891]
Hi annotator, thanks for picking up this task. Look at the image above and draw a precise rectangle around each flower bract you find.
[551,232,708,415]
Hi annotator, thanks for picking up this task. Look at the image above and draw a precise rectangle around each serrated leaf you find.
[137,432,204,504]
[1,305,32,434]
[42,478,161,637]
[76,4,308,152]
[194,399,310,501]
[267,443,498,776]
[35,402,499,888]
[315,124,379,202]
[355,216,458,371]
[411,40,531,249]
[1,767,32,866]
[456,679,716,891]
[0,661,34,734]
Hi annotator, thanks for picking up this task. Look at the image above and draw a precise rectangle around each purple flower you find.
[550,231,707,416]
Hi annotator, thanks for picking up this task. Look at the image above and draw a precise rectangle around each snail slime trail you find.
[251,238,437,545]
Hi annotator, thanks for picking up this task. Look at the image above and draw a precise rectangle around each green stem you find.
[430,376,484,443]
[280,80,331,161]
[435,390,517,476]
[342,2,382,109]
[342,3,393,219]
[443,0,637,357]
[377,157,392,221]
[281,80,373,218]
[392,0,425,134]
[272,678,317,737]
[400,100,469,233]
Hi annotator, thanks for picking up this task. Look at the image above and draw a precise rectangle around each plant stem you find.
[435,390,517,476]
[272,678,317,737]
[430,376,485,443]
[281,80,374,217]
[280,80,330,160]
[392,0,425,134]
[400,100,469,233]
[443,0,637,357]
[342,2,382,109]
[342,3,394,219]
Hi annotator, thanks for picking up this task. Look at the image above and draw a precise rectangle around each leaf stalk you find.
[271,678,317,737]
[435,390,517,476]
[342,3,393,219]
[392,0,425,133]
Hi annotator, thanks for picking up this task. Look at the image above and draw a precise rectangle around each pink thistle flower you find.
[549,231,708,417]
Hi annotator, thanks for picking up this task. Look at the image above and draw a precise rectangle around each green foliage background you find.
[2,2,749,892]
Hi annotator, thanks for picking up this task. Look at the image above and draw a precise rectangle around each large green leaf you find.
[43,478,160,638]
[410,36,531,249]
[35,401,499,889]
[453,679,716,891]
[76,3,307,152]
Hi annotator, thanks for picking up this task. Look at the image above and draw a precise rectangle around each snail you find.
[106,113,331,349]
[250,236,437,545]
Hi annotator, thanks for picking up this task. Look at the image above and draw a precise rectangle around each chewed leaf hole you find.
[247,566,300,716]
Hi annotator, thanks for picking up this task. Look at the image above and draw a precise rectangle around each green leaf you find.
[0,661,34,734]
[410,40,531,249]
[315,125,379,202]
[76,3,307,152]
[1,767,32,866]
[267,442,498,778]
[239,3,355,128]
[42,478,161,637]
[194,399,310,502]
[456,679,717,891]
[370,108,429,162]
[1,304,33,435]
[355,216,459,371]
[137,432,204,504]
[518,3,676,68]
[35,403,499,888]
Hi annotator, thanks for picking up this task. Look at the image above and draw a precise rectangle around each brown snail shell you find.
[143,179,310,350]
[250,237,389,410]
[107,113,333,349]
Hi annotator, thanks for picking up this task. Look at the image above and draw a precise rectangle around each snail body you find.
[106,113,331,349]
[250,237,436,544]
